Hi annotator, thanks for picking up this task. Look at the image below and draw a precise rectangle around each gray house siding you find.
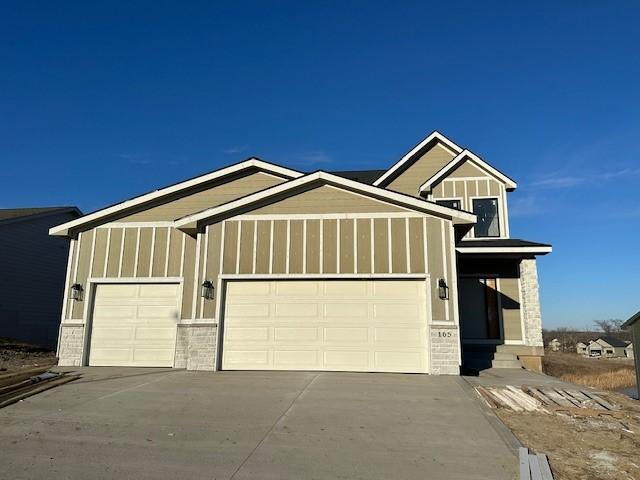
[0,210,79,348]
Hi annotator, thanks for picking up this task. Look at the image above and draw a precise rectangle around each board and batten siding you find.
[191,215,457,323]
[65,226,197,320]
[385,143,457,197]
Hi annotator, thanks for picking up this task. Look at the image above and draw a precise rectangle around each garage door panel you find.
[227,281,271,296]
[222,279,429,373]
[274,327,319,342]
[89,283,179,367]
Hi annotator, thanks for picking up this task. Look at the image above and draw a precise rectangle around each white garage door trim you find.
[82,277,183,366]
[216,274,432,373]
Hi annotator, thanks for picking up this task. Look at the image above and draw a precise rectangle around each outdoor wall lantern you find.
[438,279,449,300]
[201,280,214,300]
[70,283,84,301]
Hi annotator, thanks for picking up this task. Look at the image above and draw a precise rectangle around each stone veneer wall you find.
[57,325,85,366]
[173,324,217,371]
[519,259,544,348]
[429,325,460,375]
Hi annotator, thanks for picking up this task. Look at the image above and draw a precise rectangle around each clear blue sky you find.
[1,1,638,329]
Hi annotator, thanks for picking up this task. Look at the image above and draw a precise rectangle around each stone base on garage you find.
[174,324,217,371]
[57,324,86,367]
[430,325,460,375]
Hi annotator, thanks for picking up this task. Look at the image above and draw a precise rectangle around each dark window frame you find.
[435,198,463,211]
[472,197,501,238]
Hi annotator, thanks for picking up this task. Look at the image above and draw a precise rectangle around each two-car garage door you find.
[86,279,430,373]
[221,280,429,373]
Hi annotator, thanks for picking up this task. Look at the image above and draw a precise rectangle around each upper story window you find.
[472,198,500,237]
[436,199,462,210]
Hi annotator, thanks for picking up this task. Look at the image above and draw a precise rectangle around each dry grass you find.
[543,351,636,391]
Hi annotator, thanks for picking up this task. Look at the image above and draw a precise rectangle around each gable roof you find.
[175,170,477,233]
[419,149,517,194]
[597,336,629,348]
[0,207,81,226]
[372,131,464,187]
[330,170,387,185]
[49,158,303,237]
[623,311,640,328]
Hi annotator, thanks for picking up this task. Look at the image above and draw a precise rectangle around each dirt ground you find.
[497,390,640,480]
[0,339,56,374]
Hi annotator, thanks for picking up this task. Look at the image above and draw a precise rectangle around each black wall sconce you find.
[201,280,214,300]
[438,279,449,300]
[70,283,84,301]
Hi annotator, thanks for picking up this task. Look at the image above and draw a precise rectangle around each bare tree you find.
[593,319,624,334]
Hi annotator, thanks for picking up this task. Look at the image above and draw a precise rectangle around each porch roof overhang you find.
[455,239,552,256]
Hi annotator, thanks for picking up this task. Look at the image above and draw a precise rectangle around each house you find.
[587,340,603,357]
[622,312,639,390]
[0,207,82,348]
[548,338,560,351]
[576,341,588,355]
[625,342,634,359]
[594,336,628,358]
[50,131,551,374]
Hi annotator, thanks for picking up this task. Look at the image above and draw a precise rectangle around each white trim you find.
[448,222,461,365]
[103,228,111,277]
[369,218,375,274]
[419,149,517,194]
[87,229,97,278]
[164,227,171,277]
[179,232,186,277]
[219,221,226,277]
[336,218,341,274]
[303,219,308,274]
[149,226,156,277]
[252,220,258,274]
[174,171,476,230]
[97,221,175,229]
[268,220,274,274]
[192,233,202,318]
[319,219,324,274]
[285,219,291,273]
[117,228,125,277]
[501,183,510,238]
[49,159,303,236]
[133,228,141,276]
[373,131,463,186]
[235,220,242,274]
[422,217,428,274]
[60,239,76,324]
[387,218,392,273]
[88,276,184,284]
[232,212,428,221]
[405,218,410,273]
[456,246,552,254]
[353,219,357,274]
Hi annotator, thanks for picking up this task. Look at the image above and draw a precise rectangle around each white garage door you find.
[88,283,180,367]
[222,280,429,373]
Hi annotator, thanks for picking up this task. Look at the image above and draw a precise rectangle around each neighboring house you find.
[548,338,560,351]
[623,312,639,391]
[595,336,628,358]
[587,340,603,357]
[50,131,551,374]
[576,341,588,355]
[0,207,82,348]
[625,342,634,359]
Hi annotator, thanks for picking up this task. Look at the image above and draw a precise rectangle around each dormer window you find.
[472,198,500,237]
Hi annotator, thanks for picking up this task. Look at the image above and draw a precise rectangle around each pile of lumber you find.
[0,368,79,408]
[520,447,553,480]
[476,384,619,415]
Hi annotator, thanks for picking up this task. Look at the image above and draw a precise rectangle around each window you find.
[436,199,462,210]
[472,198,500,237]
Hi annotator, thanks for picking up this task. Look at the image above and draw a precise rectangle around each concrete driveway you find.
[1,369,517,479]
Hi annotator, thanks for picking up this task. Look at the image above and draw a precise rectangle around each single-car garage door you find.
[222,280,429,373]
[88,283,180,367]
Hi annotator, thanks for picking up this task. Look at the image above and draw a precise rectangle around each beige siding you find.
[91,229,109,277]
[448,161,487,178]
[289,220,304,274]
[271,220,287,274]
[425,218,446,322]
[500,278,523,341]
[322,219,338,274]
[356,219,372,274]
[408,217,425,274]
[238,221,254,274]
[255,220,271,274]
[136,228,153,276]
[390,218,407,274]
[118,172,287,222]
[167,229,184,277]
[151,228,168,277]
[71,231,94,319]
[306,220,321,274]
[180,234,197,319]
[202,223,223,318]
[386,143,456,197]
[105,228,123,277]
[373,218,389,273]
[250,184,408,214]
